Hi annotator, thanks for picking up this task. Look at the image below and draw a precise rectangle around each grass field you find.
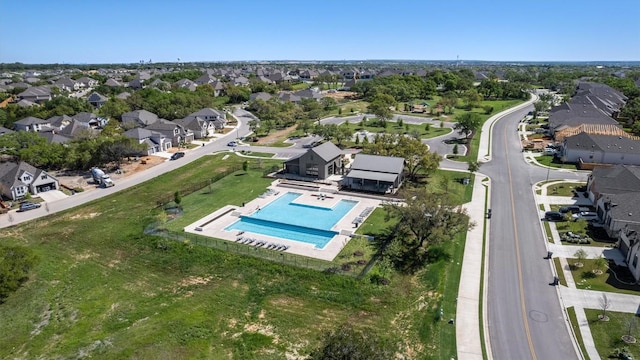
[585,309,640,359]
[536,155,579,170]
[0,154,472,359]
[454,99,526,162]
[570,259,640,295]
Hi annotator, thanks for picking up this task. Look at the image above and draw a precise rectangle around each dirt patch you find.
[254,125,298,145]
[269,296,305,308]
[179,275,213,287]
[53,155,167,191]
[70,212,100,220]
[324,91,357,100]
[31,304,52,337]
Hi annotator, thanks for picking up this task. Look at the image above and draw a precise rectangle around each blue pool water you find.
[225,192,357,248]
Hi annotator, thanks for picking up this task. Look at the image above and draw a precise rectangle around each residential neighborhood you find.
[1,58,639,360]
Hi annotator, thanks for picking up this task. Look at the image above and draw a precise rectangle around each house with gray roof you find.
[54,77,80,92]
[121,109,159,127]
[184,108,226,131]
[283,141,344,180]
[17,85,51,103]
[14,116,51,132]
[104,78,123,87]
[123,127,170,155]
[574,82,627,117]
[586,164,640,203]
[145,119,194,146]
[0,161,59,200]
[250,92,273,102]
[618,224,640,281]
[344,154,405,194]
[173,116,208,139]
[597,192,640,237]
[87,92,108,108]
[38,131,73,144]
[278,92,301,103]
[0,126,14,136]
[72,112,107,128]
[76,77,98,88]
[293,88,323,100]
[47,115,73,131]
[548,102,619,135]
[194,73,217,86]
[174,79,197,91]
[561,132,640,166]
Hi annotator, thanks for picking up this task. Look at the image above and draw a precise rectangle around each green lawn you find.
[553,258,567,287]
[585,309,640,360]
[336,100,369,115]
[566,307,589,359]
[545,182,585,197]
[237,151,274,158]
[570,259,640,295]
[536,155,579,170]
[0,154,472,359]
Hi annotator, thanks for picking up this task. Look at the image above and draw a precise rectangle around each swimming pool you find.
[225,192,357,248]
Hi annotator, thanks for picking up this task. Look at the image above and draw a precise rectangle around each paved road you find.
[1,115,253,229]
[482,104,585,359]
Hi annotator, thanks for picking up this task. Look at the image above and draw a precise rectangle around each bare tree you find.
[599,293,611,320]
[625,316,637,338]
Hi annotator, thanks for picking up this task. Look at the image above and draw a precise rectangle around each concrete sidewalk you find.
[456,174,489,360]
[456,93,536,360]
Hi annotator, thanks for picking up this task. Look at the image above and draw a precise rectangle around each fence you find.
[145,225,372,277]
[155,165,241,207]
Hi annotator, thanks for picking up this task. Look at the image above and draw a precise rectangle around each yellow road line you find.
[504,125,538,360]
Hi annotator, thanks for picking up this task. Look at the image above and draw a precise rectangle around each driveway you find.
[37,190,68,202]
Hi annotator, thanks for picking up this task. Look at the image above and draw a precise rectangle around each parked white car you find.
[571,212,599,221]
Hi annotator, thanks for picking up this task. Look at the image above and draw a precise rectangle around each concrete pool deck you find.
[183,181,383,261]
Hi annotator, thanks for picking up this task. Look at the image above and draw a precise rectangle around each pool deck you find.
[183,181,382,261]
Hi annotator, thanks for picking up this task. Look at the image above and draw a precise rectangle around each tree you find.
[599,293,611,321]
[367,93,395,122]
[454,112,482,140]
[308,324,394,360]
[382,187,471,273]
[0,245,38,303]
[574,248,588,267]
[174,191,182,207]
[467,161,480,175]
[623,316,638,344]
[621,97,640,126]
[463,88,482,109]
[99,98,131,120]
[532,101,547,119]
[440,92,458,114]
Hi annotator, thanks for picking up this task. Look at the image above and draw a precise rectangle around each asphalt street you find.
[482,104,585,359]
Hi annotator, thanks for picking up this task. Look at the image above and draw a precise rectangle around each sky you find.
[1,0,639,64]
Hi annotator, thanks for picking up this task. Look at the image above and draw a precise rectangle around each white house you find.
[0,162,59,200]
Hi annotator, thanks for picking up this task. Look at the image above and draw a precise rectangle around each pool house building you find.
[343,154,405,194]
[283,142,345,180]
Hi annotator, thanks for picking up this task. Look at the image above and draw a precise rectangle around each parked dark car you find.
[170,152,185,160]
[545,211,565,221]
[18,202,41,212]
[559,206,581,214]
